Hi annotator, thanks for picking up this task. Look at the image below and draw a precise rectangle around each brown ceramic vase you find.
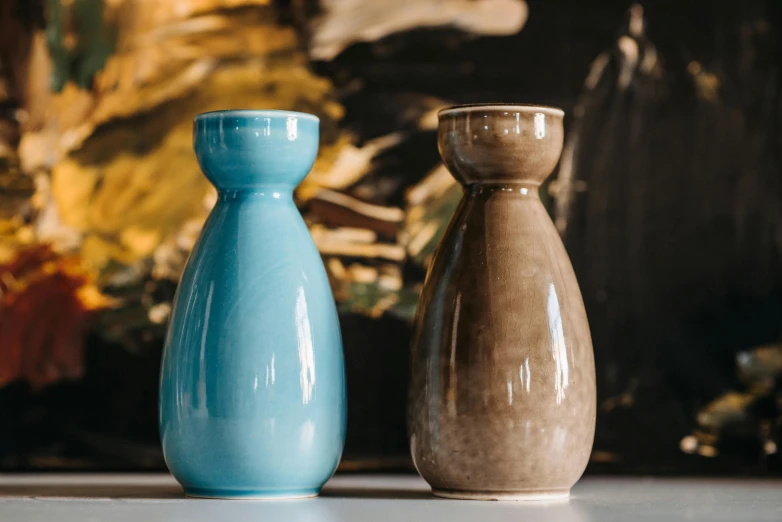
[408,104,596,501]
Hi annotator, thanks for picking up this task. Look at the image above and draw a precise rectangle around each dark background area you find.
[1,0,781,475]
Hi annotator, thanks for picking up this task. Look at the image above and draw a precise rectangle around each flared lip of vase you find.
[438,103,564,118]
[194,109,320,122]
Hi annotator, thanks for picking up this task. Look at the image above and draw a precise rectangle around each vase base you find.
[432,488,570,501]
[184,487,319,500]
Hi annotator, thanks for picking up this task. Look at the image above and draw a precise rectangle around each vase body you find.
[408,105,596,500]
[159,110,346,499]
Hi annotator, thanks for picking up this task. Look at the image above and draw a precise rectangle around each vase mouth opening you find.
[194,109,320,122]
[438,103,564,118]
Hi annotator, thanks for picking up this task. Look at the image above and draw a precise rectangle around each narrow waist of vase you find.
[468,182,540,196]
[218,187,294,200]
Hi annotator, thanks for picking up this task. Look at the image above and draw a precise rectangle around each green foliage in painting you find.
[46,0,115,92]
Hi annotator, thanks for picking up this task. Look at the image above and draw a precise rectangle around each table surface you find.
[1,474,781,522]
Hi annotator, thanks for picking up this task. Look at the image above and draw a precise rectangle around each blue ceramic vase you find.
[159,110,346,499]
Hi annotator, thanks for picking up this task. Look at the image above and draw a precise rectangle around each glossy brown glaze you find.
[408,105,596,500]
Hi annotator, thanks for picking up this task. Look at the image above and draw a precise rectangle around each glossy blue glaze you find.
[159,110,346,499]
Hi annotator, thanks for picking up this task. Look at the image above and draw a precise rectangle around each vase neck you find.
[218,186,294,201]
[468,182,540,198]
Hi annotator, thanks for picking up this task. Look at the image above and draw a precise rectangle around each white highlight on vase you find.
[196,281,214,415]
[300,419,316,452]
[547,282,569,404]
[296,287,316,403]
[265,353,276,388]
[287,116,298,141]
[534,112,546,139]
[519,356,531,394]
[447,291,462,416]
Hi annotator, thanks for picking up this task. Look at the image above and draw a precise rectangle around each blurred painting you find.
[1,0,781,474]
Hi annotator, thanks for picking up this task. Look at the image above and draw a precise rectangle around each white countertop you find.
[1,473,781,522]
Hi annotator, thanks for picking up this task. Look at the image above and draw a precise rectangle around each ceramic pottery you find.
[408,104,596,501]
[159,110,346,499]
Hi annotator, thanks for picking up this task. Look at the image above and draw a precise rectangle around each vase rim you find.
[194,109,319,122]
[439,103,564,117]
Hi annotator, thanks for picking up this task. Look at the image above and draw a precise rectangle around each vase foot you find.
[432,488,570,501]
[184,487,320,500]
